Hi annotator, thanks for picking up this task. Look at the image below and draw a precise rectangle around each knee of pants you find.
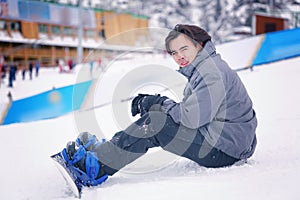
[150,114,200,151]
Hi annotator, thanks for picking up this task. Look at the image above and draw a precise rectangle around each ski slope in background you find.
[0,42,300,199]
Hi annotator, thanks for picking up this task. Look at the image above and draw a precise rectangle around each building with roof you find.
[0,0,149,67]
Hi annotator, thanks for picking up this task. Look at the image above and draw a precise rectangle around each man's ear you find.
[196,42,203,51]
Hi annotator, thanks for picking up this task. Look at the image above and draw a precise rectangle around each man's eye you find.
[171,51,177,56]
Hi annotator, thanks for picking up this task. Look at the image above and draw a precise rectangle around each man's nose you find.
[176,51,184,59]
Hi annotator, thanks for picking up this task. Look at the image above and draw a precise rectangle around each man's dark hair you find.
[165,24,211,54]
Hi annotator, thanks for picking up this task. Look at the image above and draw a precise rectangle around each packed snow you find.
[0,43,300,200]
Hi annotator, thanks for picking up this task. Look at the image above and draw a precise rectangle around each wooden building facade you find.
[0,0,149,67]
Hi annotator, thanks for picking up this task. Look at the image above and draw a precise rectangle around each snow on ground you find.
[0,49,300,200]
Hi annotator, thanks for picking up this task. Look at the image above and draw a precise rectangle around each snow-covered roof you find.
[0,31,152,52]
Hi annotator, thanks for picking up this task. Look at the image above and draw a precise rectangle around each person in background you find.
[11,63,17,81]
[28,61,33,80]
[89,60,94,76]
[35,60,40,77]
[21,63,27,80]
[68,59,73,72]
[8,64,16,87]
[0,55,4,87]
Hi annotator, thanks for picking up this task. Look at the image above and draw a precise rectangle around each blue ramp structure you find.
[252,28,300,66]
[2,80,92,125]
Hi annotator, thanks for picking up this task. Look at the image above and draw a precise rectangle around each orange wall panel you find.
[21,21,38,39]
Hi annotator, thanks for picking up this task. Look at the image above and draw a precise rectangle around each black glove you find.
[131,94,149,116]
[131,94,168,117]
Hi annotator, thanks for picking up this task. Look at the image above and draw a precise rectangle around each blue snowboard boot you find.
[64,132,108,187]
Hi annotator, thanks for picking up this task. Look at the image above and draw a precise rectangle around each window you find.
[64,27,73,36]
[10,22,20,31]
[51,26,60,35]
[38,24,48,33]
[86,30,95,38]
[98,29,105,39]
[0,20,6,29]
[265,23,276,33]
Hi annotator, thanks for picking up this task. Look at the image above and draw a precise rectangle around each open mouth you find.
[180,61,189,67]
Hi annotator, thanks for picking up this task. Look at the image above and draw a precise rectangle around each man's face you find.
[168,34,202,68]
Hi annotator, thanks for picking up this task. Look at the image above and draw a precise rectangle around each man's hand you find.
[131,94,168,117]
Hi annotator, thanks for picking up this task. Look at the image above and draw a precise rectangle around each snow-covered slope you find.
[0,51,300,199]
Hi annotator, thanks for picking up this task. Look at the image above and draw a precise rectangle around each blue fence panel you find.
[2,80,92,125]
[252,28,300,66]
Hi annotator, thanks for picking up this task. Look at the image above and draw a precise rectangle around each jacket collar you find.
[178,41,216,80]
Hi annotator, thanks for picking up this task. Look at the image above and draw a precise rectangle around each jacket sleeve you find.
[162,71,226,129]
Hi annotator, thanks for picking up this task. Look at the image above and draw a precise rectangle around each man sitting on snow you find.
[55,24,257,190]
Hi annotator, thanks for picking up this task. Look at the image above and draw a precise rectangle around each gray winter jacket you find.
[162,41,257,160]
